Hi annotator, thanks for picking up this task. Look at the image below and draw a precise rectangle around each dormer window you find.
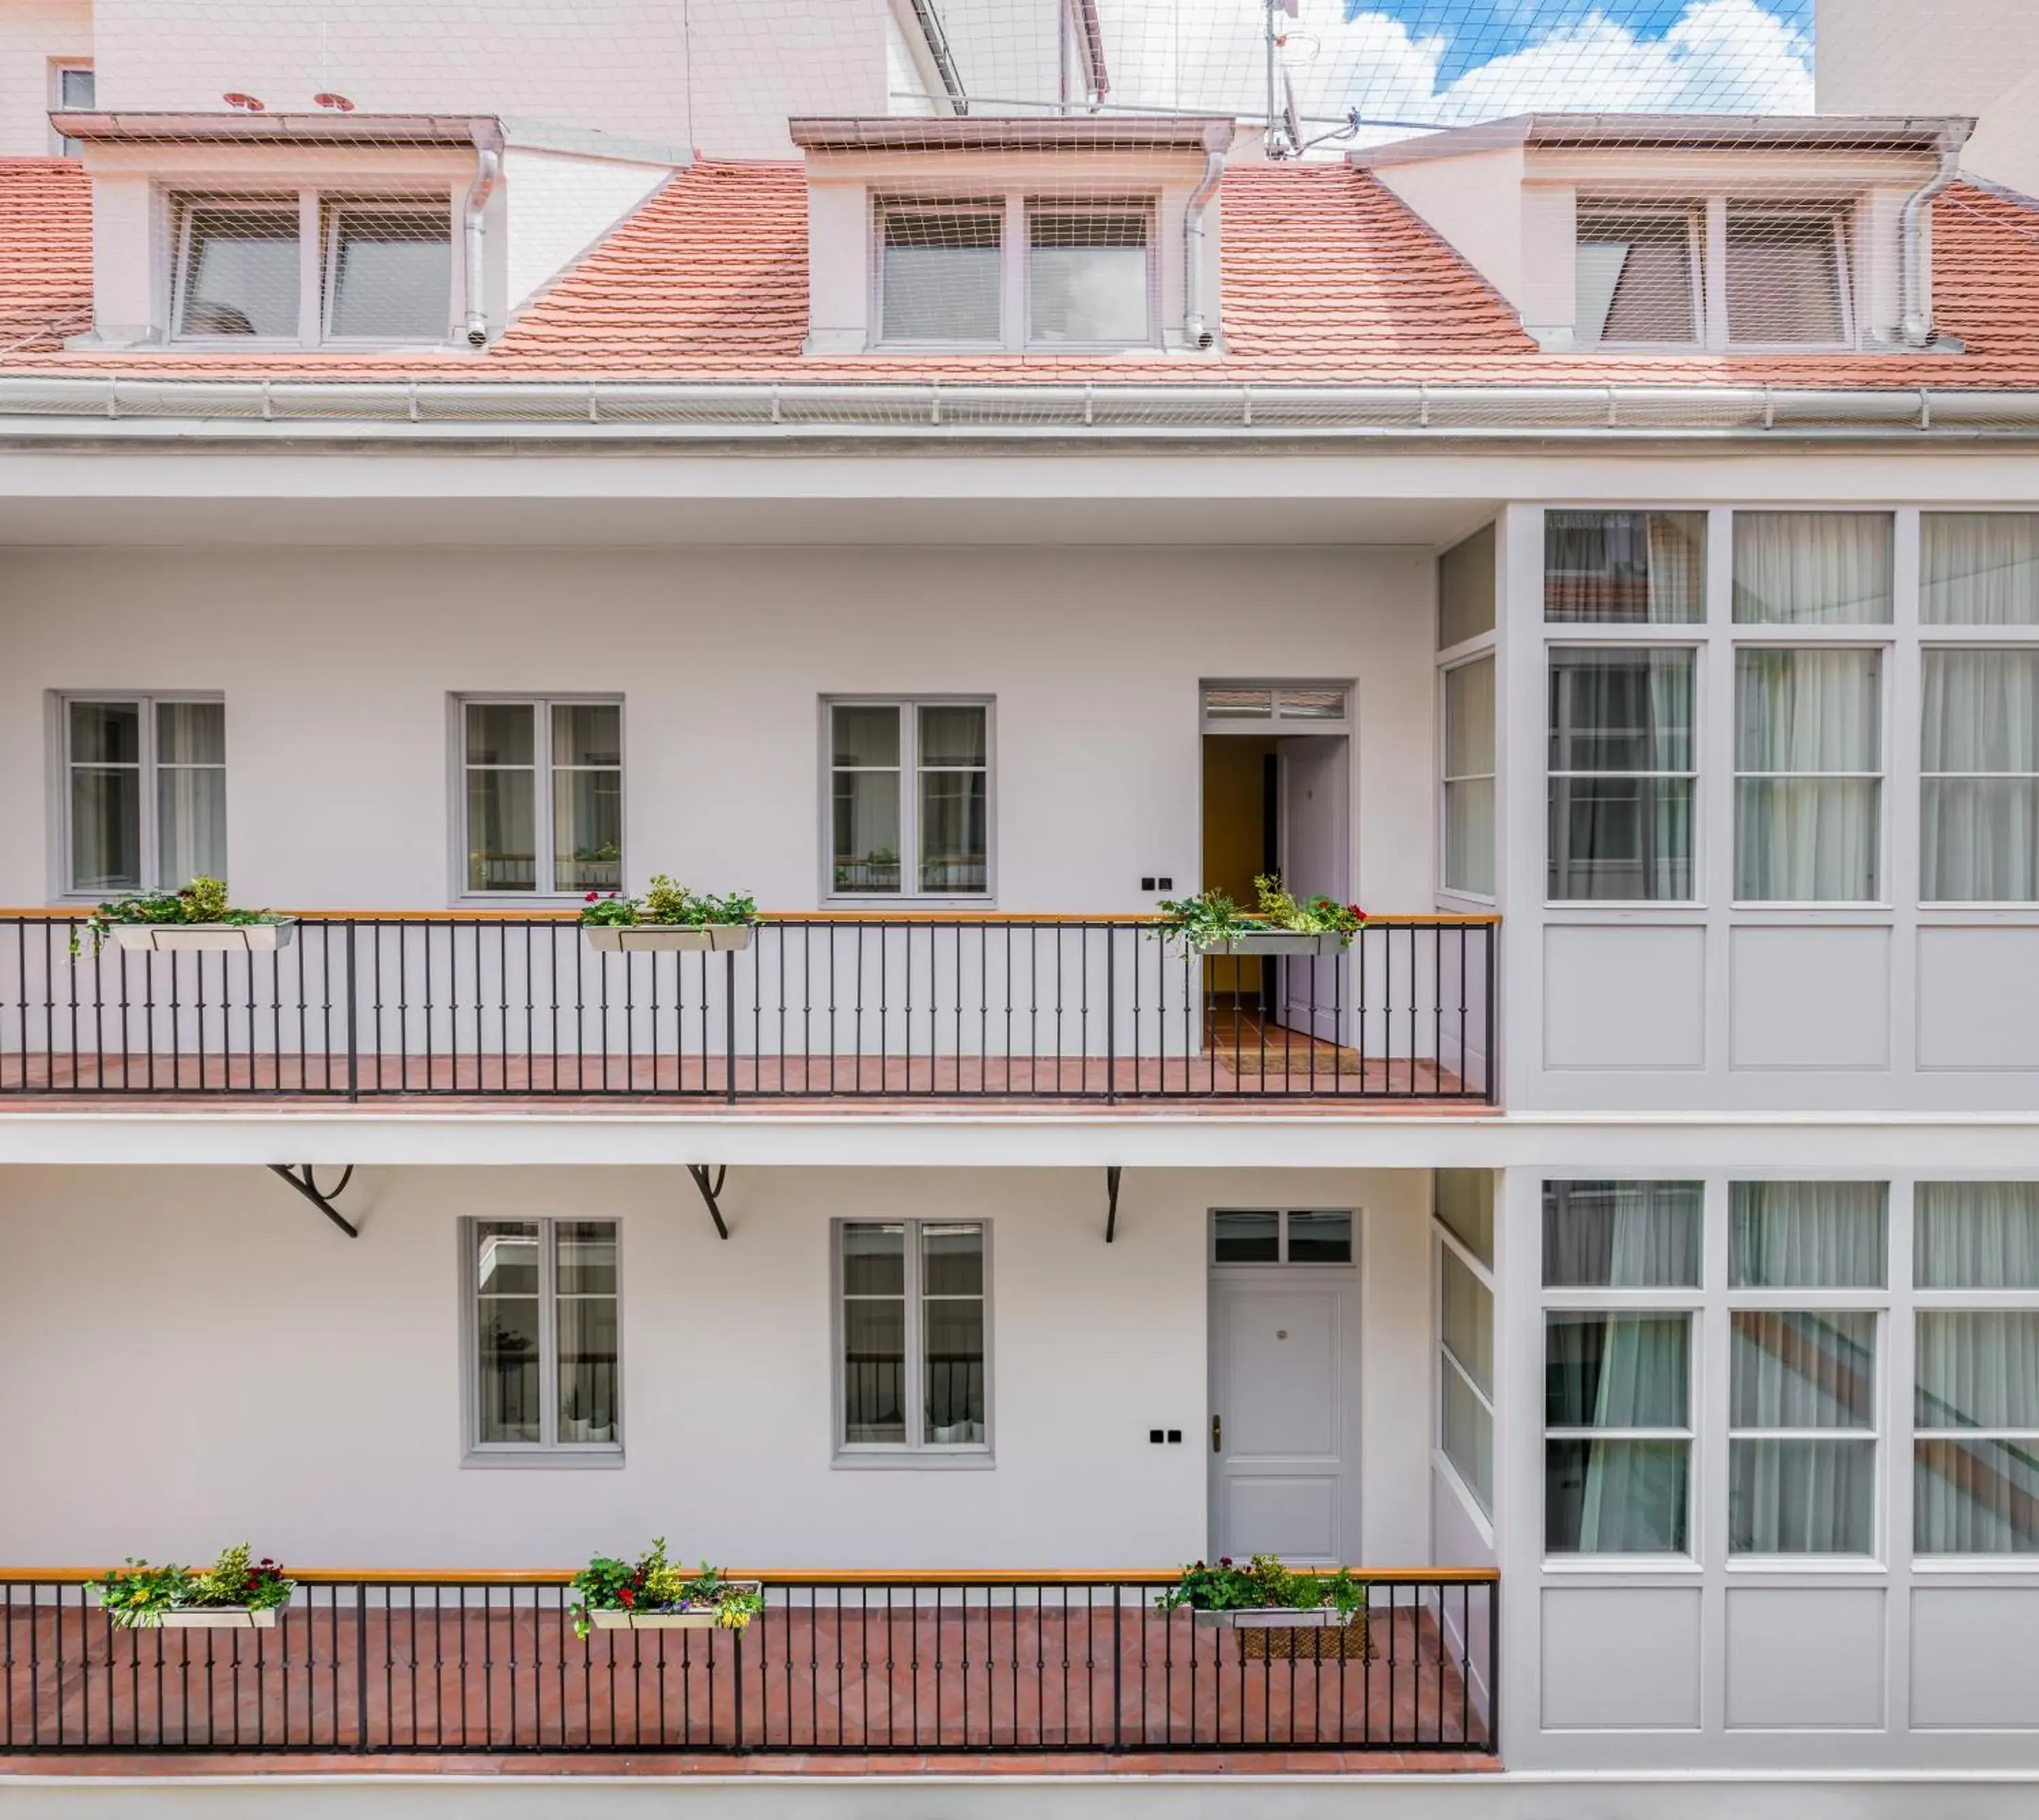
[1027,205,1153,345]
[170,190,456,346]
[1575,208,1701,347]
[878,201,1003,343]
[1724,205,1849,346]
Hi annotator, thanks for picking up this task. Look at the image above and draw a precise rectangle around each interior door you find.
[1276,735,1350,1043]
[1208,1277,1357,1566]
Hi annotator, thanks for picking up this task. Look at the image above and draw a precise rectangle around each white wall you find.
[0,0,90,156]
[0,1163,1436,1571]
[0,542,1437,916]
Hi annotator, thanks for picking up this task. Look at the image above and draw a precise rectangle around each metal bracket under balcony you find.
[266,1164,358,1238]
[687,1164,731,1240]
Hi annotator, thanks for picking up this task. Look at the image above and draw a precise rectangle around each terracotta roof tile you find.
[1,154,2037,389]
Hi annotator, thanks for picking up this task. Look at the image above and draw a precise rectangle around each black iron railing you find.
[0,913,1496,1103]
[0,1569,1497,1755]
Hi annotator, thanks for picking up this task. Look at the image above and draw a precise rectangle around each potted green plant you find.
[580,877,758,954]
[1157,1553,1369,1660]
[93,1544,294,1630]
[570,1537,763,1637]
[1152,875,1365,958]
[75,877,293,958]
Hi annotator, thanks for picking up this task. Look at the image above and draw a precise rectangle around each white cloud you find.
[1099,0,1814,139]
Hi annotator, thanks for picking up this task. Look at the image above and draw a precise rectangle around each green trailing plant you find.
[1155,1553,1365,1623]
[95,1544,294,1628]
[569,1537,764,1639]
[1249,874,1366,939]
[578,876,758,929]
[1151,876,1366,954]
[72,876,283,957]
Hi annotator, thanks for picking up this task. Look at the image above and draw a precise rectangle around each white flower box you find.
[118,1606,284,1630]
[1202,931,1345,958]
[1191,1605,1353,1630]
[583,925,754,954]
[111,921,296,955]
[587,1582,762,1631]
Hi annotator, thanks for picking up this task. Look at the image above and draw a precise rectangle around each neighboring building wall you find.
[0,0,91,157]
[0,1163,1435,1569]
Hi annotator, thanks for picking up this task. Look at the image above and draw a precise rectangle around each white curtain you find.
[1922,513,2039,625]
[1548,648,1695,900]
[1735,648,1881,901]
[1732,512,1893,624]
[1921,649,2039,902]
[153,702,226,886]
[1547,1312,1691,1553]
[1543,1180,1702,1287]
[1730,1181,1887,1287]
[1729,1309,1877,1554]
[1917,1182,2039,1289]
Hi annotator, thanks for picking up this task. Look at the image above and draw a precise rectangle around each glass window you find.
[1730,1182,1887,1289]
[65,695,226,894]
[1547,647,1696,902]
[1575,209,1699,347]
[1545,1311,1692,1554]
[1921,648,2039,903]
[879,205,1002,343]
[1438,524,1496,649]
[1732,512,1893,625]
[1543,1180,1702,1287]
[1441,1246,1494,1515]
[177,199,300,338]
[468,1217,620,1452]
[1917,1183,2039,1290]
[839,1219,988,1452]
[1213,1209,1352,1265]
[1729,1310,1877,1554]
[1435,1170,1493,1269]
[1213,1209,1280,1263]
[54,64,92,156]
[1734,648,1882,902]
[1922,513,2039,626]
[830,700,990,896]
[1544,510,1705,623]
[1443,657,1495,896]
[1725,208,1849,345]
[1028,207,1151,345]
[326,205,453,340]
[461,698,622,895]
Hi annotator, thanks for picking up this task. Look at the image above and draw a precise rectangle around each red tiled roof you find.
[4,153,2039,389]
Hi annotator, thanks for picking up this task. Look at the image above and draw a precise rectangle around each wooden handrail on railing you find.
[4,1564,1501,1587]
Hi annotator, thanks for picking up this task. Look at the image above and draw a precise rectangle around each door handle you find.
[1211,1412,1222,1454]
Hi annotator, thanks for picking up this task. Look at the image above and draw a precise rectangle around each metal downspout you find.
[463,131,503,349]
[1900,124,1968,348]
[1183,143,1225,351]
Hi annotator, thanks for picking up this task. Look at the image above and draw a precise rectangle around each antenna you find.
[1264,0,1302,159]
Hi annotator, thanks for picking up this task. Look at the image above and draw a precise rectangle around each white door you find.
[1276,734,1350,1043]
[1208,1273,1359,1566]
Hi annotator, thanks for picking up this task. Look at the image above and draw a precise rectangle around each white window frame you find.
[49,59,92,157]
[453,695,626,903]
[1022,196,1159,351]
[1440,651,1497,904]
[872,196,1008,349]
[832,1217,993,1465]
[54,690,226,898]
[1919,640,2039,907]
[822,696,994,903]
[1435,1213,1495,1524]
[1573,201,1704,350]
[169,186,459,350]
[1209,1208,1358,1267]
[1722,203,1855,351]
[459,1215,624,1467]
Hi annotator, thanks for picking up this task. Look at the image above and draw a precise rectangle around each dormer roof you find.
[1353,112,1973,167]
[789,116,1232,155]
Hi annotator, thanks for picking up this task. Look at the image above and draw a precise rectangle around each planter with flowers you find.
[1157,1554,1370,1661]
[571,1537,763,1635]
[75,877,294,958]
[94,1544,294,1630]
[1152,875,1365,958]
[580,877,758,954]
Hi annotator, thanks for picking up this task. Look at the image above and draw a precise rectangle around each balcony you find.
[0,1568,1496,1770]
[0,913,1497,1111]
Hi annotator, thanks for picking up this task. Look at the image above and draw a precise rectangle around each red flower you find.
[1347,905,1366,920]
[617,1587,635,1607]
[585,892,599,903]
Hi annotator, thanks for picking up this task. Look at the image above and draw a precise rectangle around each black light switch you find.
[1149,1428,1165,1444]
[1166,1429,1183,1444]
[1140,877,1156,892]
[1157,877,1174,891]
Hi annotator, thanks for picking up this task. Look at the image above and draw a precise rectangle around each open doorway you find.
[1200,683,1354,1049]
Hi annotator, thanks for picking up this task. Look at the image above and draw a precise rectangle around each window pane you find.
[1288,1210,1353,1264]
[834,771,901,892]
[328,209,452,340]
[1214,1210,1280,1263]
[1545,510,1705,623]
[1438,525,1495,648]
[71,700,139,766]
[1917,1437,2039,1554]
[922,1224,985,1446]
[919,704,986,767]
[1546,1439,1690,1553]
[555,1222,619,1445]
[553,703,621,769]
[1735,648,1883,903]
[468,769,535,892]
[920,768,987,892]
[1729,1439,1875,1553]
[1204,686,1274,720]
[158,764,226,885]
[1442,1248,1493,1399]
[1548,648,1696,902]
[466,703,535,767]
[180,203,300,337]
[1917,1183,2039,1289]
[1922,513,2039,625]
[1548,780,1694,901]
[1445,780,1495,896]
[1732,1310,1877,1429]
[555,1220,617,1295]
[1730,1181,1886,1288]
[58,66,94,107]
[1735,648,1881,771]
[1028,212,1149,344]
[1444,1365,1494,1514]
[1434,1170,1493,1267]
[553,769,621,892]
[1545,1312,1690,1429]
[1918,1312,2039,1431]
[833,705,901,769]
[156,701,224,767]
[1922,649,2039,902]
[843,1224,906,1445]
[1445,657,1494,777]
[1734,778,1879,900]
[71,767,140,893]
[882,210,1001,342]
[475,1222,540,1445]
[1550,649,1695,773]
[1725,211,1847,345]
[1543,1180,1702,1287]
[1733,512,1893,624]
[1575,215,1696,346]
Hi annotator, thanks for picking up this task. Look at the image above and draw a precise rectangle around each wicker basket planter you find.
[111,921,296,954]
[1191,1605,1370,1662]
[583,925,754,954]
